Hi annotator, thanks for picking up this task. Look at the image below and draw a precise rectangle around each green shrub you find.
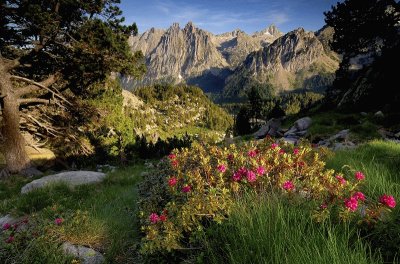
[138,139,396,254]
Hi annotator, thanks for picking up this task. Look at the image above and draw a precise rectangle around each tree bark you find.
[0,59,31,173]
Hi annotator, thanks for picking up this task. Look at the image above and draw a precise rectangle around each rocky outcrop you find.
[223,28,339,97]
[62,242,105,264]
[21,171,106,194]
[128,22,282,93]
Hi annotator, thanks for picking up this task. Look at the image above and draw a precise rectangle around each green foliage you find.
[138,139,394,254]
[326,140,400,263]
[202,194,380,264]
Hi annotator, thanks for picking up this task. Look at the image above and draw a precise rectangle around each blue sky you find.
[120,0,340,34]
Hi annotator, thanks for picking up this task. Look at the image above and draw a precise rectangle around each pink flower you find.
[335,175,347,185]
[217,164,227,173]
[246,170,257,182]
[232,172,241,181]
[168,177,178,187]
[256,166,265,176]
[344,197,358,212]
[248,150,257,158]
[355,171,365,181]
[379,194,396,208]
[2,223,11,230]
[271,143,279,149]
[282,181,294,191]
[168,153,176,160]
[352,192,366,201]
[297,161,305,167]
[182,185,191,193]
[159,214,167,222]
[293,148,300,155]
[149,213,159,224]
[279,149,285,154]
[54,218,63,225]
[320,203,328,210]
[171,160,178,167]
[5,236,14,243]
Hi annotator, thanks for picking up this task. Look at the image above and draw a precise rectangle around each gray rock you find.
[283,127,298,137]
[0,214,17,227]
[294,130,308,137]
[332,142,356,151]
[328,129,350,141]
[282,137,299,145]
[21,171,106,194]
[254,118,282,139]
[20,167,43,177]
[294,117,312,131]
[374,111,384,118]
[62,242,105,264]
[360,112,368,117]
[395,132,400,138]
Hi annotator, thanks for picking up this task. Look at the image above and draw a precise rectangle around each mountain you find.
[127,22,282,93]
[223,27,339,98]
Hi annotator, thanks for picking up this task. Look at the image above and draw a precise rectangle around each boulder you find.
[21,171,106,194]
[62,242,105,264]
[294,117,312,131]
[253,118,282,139]
[374,111,384,118]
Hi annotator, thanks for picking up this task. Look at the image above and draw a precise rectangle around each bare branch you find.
[11,75,71,105]
[18,98,52,105]
[17,74,58,96]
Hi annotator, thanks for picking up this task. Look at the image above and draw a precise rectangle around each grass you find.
[202,140,400,264]
[0,164,145,263]
[202,194,380,264]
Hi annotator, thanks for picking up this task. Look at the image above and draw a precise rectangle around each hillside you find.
[223,27,339,98]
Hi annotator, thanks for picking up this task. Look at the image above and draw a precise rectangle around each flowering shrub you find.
[138,138,396,253]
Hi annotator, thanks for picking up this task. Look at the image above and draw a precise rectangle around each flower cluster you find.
[139,139,396,254]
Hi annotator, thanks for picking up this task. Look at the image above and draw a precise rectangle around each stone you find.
[21,171,106,194]
[395,132,400,138]
[282,137,299,145]
[62,242,105,264]
[294,117,312,131]
[332,142,356,151]
[20,167,44,177]
[374,111,384,118]
[253,118,282,139]
[0,214,17,227]
[360,112,368,117]
[283,127,298,137]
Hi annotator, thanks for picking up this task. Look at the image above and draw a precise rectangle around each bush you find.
[138,138,396,254]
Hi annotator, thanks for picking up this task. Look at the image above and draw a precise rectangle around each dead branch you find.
[18,98,52,105]
[16,74,58,96]
[11,75,71,106]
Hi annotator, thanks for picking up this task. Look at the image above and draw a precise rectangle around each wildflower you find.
[335,175,346,185]
[168,153,176,160]
[5,236,14,243]
[297,161,305,167]
[232,171,242,181]
[293,148,300,155]
[271,143,279,149]
[320,203,328,210]
[248,150,257,158]
[282,181,294,191]
[149,213,159,224]
[2,223,11,230]
[355,171,365,181]
[54,218,63,225]
[279,149,285,154]
[379,194,396,208]
[352,192,366,201]
[246,170,257,182]
[171,160,178,167]
[182,185,191,193]
[159,214,167,222]
[168,177,178,187]
[217,164,227,173]
[256,166,266,176]
[344,197,358,212]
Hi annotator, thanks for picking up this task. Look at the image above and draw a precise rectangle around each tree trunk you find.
[0,60,31,173]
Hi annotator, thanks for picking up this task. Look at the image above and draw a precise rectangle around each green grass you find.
[202,140,400,264]
[202,194,380,264]
[0,165,145,263]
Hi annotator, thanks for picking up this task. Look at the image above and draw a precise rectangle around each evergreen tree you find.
[0,0,145,173]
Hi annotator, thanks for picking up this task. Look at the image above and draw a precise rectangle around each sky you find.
[120,0,341,35]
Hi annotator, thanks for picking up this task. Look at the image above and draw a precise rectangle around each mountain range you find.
[126,22,339,99]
